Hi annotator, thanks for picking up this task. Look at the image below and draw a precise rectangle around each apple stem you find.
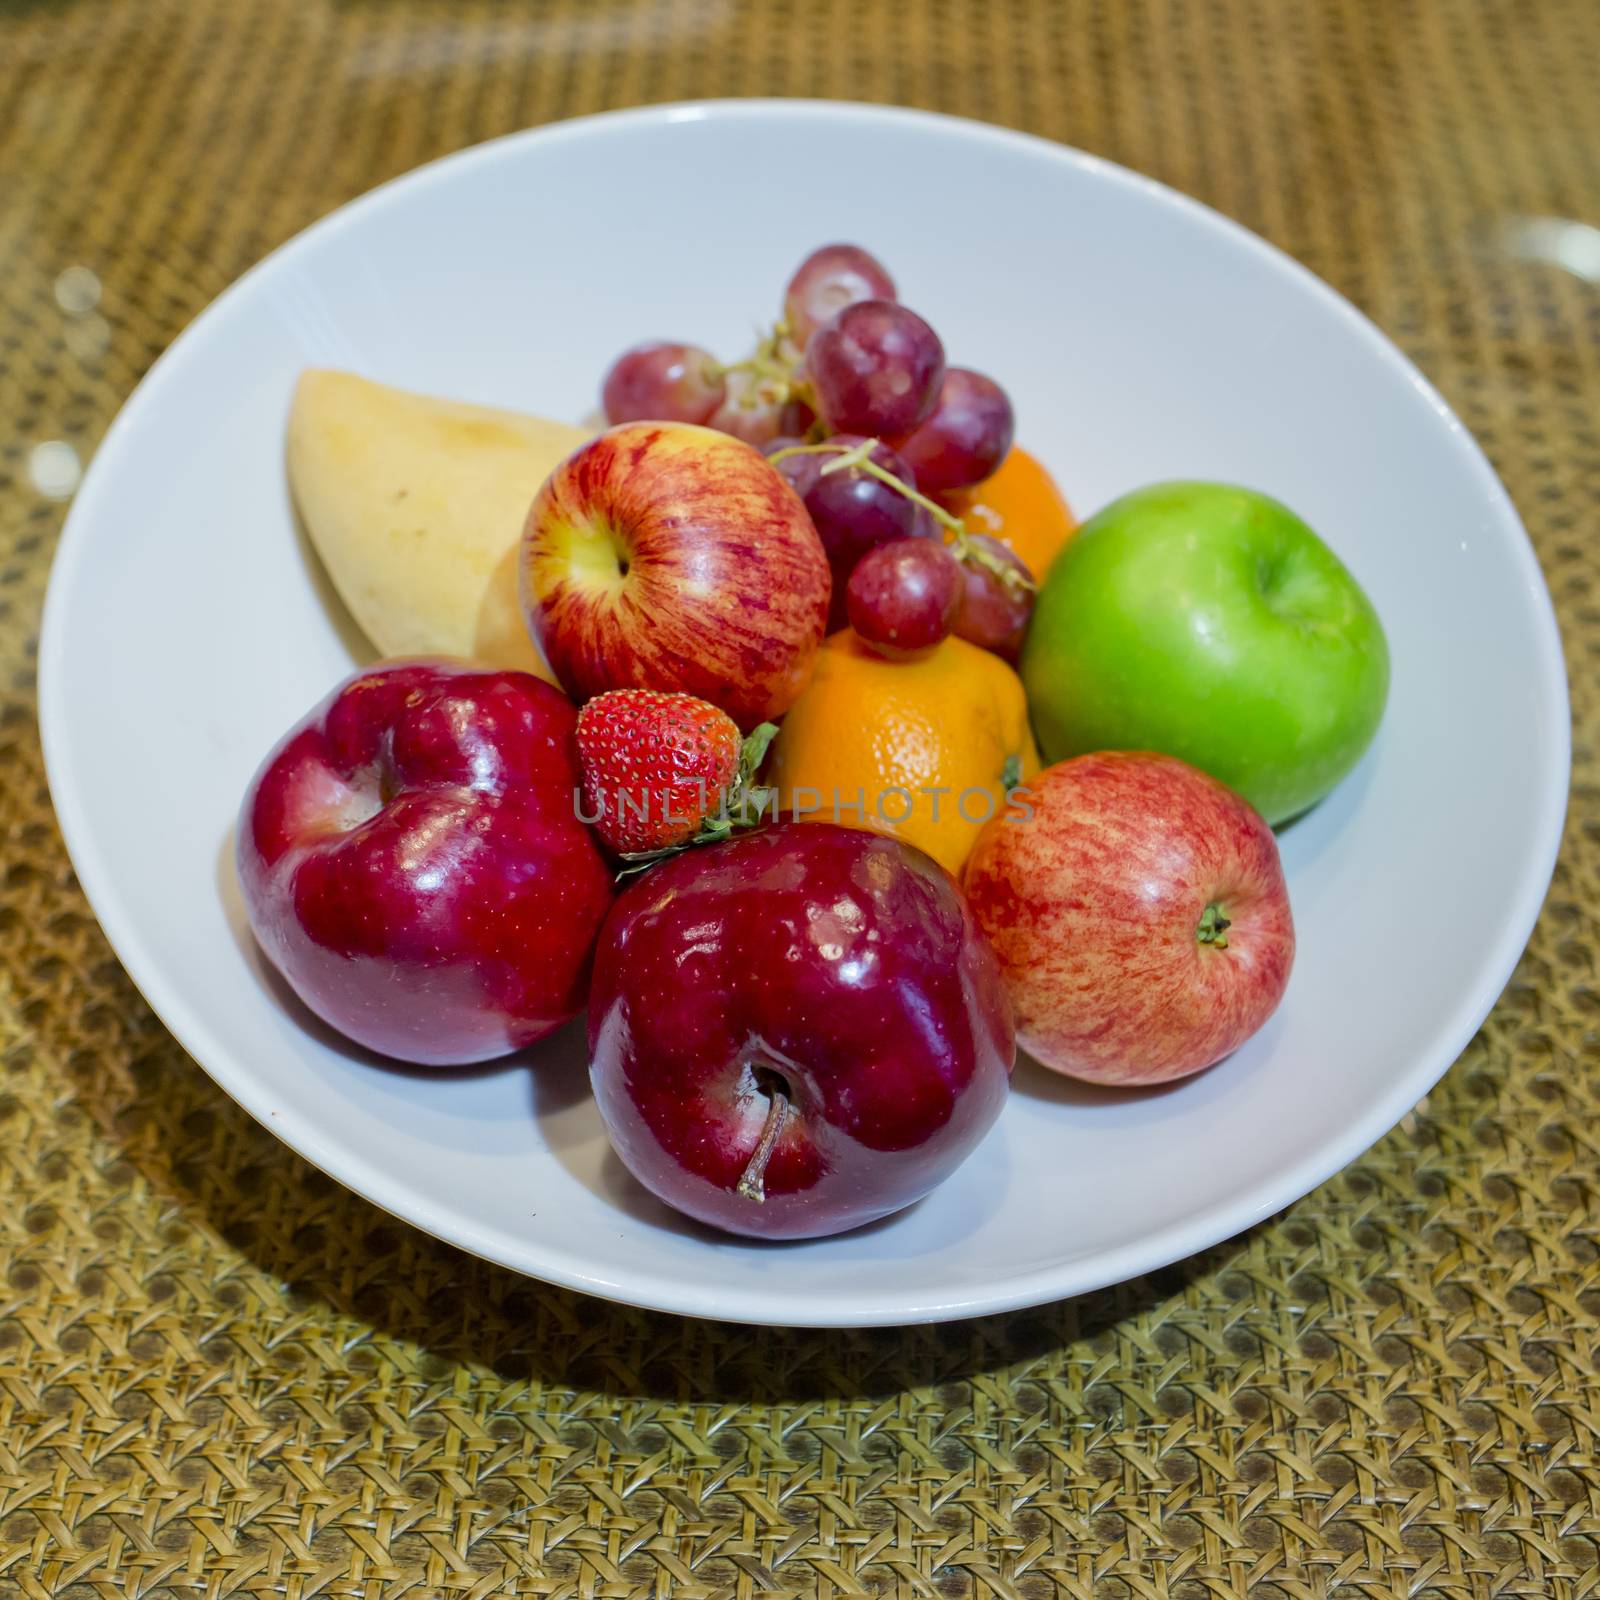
[1197,903,1232,949]
[736,1087,790,1203]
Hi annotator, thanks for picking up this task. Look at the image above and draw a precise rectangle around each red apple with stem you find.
[238,660,614,1066]
[521,421,831,729]
[963,751,1294,1084]
[588,822,1014,1238]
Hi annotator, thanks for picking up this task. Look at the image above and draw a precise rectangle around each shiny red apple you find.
[588,822,1014,1238]
[963,752,1294,1084]
[238,660,614,1066]
[521,421,831,728]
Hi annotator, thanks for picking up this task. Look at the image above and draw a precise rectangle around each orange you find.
[939,444,1077,581]
[765,630,1040,877]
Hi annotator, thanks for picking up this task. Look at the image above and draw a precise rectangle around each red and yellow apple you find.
[521,422,831,728]
[963,751,1294,1084]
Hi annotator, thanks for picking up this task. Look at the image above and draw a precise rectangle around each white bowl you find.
[39,102,1569,1326]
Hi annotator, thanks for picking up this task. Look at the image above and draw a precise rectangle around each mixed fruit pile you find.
[247,244,1390,1241]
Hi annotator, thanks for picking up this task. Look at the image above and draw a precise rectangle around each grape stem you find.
[768,438,1036,596]
[711,319,805,409]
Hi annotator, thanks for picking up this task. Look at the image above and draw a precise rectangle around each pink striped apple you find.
[520,422,831,729]
[964,751,1295,1085]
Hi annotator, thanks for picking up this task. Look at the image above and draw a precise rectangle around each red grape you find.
[779,393,817,437]
[892,368,1016,492]
[847,538,962,659]
[805,301,945,437]
[602,341,724,425]
[706,368,789,446]
[783,244,896,346]
[952,534,1035,662]
[801,435,927,627]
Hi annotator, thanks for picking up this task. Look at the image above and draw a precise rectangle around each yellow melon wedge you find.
[286,369,589,683]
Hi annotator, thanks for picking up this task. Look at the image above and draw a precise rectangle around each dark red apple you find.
[238,660,614,1066]
[963,752,1294,1084]
[521,421,831,728]
[588,822,1014,1238]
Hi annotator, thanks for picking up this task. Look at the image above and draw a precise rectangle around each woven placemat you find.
[2,0,1597,1593]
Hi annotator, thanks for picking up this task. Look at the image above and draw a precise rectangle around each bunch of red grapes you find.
[599,244,1035,663]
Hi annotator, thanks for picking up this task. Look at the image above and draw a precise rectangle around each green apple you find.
[1022,482,1389,824]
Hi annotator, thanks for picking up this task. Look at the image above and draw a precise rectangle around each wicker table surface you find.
[2,1,1597,1594]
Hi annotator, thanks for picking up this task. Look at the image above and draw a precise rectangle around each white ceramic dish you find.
[40,102,1569,1326]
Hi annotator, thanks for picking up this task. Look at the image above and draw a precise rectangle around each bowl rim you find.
[38,98,1572,1326]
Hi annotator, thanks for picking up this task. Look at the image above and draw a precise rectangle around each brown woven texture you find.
[2,0,1597,1594]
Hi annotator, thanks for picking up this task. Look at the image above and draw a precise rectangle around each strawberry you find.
[575,690,777,860]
